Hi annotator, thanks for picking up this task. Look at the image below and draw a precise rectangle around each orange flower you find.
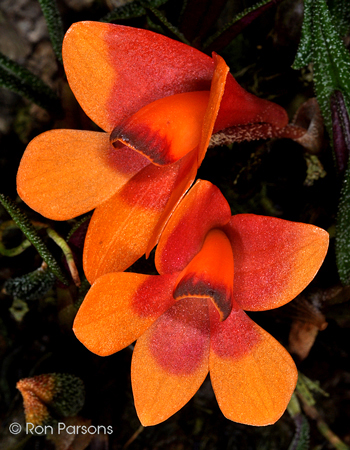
[73,180,329,426]
[17,22,289,283]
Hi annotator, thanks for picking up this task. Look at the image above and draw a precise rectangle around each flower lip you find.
[109,91,210,166]
[173,228,234,321]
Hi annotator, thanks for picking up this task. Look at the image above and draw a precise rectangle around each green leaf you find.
[101,0,169,22]
[203,0,283,53]
[292,0,313,69]
[293,0,350,133]
[145,6,190,44]
[0,63,60,112]
[4,266,56,301]
[293,0,350,285]
[0,195,68,285]
[336,164,350,284]
[0,51,59,99]
[328,0,350,36]
[37,0,64,63]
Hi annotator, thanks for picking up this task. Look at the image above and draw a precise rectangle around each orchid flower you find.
[17,21,290,283]
[73,180,329,426]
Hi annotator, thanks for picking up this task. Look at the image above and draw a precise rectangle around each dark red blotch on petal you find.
[108,143,150,175]
[149,298,210,375]
[111,122,172,166]
[120,162,179,210]
[132,274,178,318]
[210,304,261,359]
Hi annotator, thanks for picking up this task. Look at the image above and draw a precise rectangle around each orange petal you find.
[111,91,210,165]
[73,272,178,356]
[17,130,149,220]
[155,180,231,274]
[132,298,210,426]
[145,149,198,257]
[197,53,229,165]
[63,22,215,132]
[174,229,234,321]
[214,73,289,133]
[224,215,329,311]
[83,157,195,283]
[209,304,297,425]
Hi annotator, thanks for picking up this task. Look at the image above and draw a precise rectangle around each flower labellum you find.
[73,180,329,426]
[17,22,290,284]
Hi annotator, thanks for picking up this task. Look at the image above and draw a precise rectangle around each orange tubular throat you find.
[174,229,234,321]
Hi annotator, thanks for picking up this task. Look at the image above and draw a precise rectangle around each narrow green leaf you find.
[101,0,169,22]
[0,51,59,100]
[293,0,350,133]
[312,0,350,132]
[336,164,350,284]
[0,220,32,256]
[146,6,190,44]
[0,195,68,285]
[328,0,350,36]
[4,265,56,301]
[146,14,165,34]
[203,0,282,52]
[292,0,313,68]
[37,0,64,63]
[292,0,350,285]
[0,65,60,112]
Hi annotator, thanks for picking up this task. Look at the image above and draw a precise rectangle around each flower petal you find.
[214,73,289,133]
[63,22,215,132]
[17,130,149,220]
[145,150,198,257]
[110,91,210,165]
[83,154,196,283]
[174,229,234,321]
[73,272,178,356]
[209,305,297,425]
[224,215,329,311]
[197,53,229,165]
[132,298,210,426]
[155,180,231,274]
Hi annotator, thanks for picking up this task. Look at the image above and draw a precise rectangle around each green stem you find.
[46,228,81,287]
[0,194,68,284]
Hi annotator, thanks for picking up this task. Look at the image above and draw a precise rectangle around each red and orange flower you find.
[73,180,329,426]
[17,21,290,283]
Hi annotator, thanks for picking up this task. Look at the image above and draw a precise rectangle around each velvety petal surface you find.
[73,272,178,356]
[132,298,210,426]
[145,150,198,257]
[63,22,215,132]
[197,54,229,165]
[214,73,289,134]
[83,154,196,283]
[111,91,210,165]
[17,130,149,220]
[174,229,234,321]
[156,180,231,274]
[224,215,329,311]
[209,304,297,425]
[145,56,229,256]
